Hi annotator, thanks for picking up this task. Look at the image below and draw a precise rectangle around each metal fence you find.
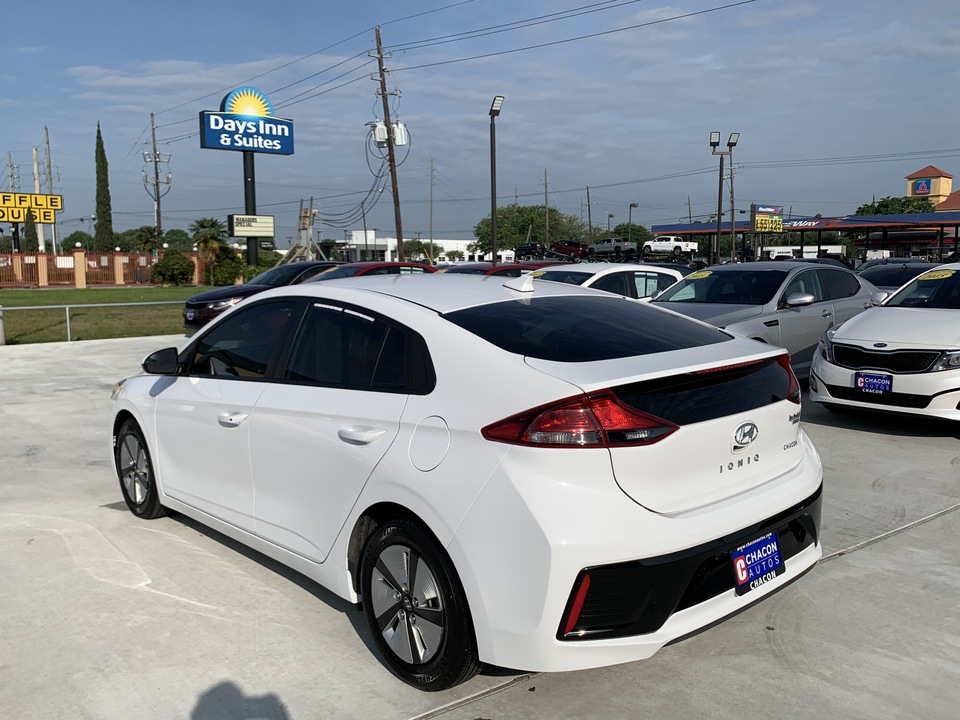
[0,301,184,344]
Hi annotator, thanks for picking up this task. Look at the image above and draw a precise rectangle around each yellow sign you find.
[687,270,713,280]
[918,269,956,281]
[754,214,783,233]
[0,193,64,224]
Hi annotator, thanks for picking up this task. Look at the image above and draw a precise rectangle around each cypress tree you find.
[23,208,39,252]
[94,122,114,251]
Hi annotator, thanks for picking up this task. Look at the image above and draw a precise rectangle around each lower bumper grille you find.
[558,485,822,640]
[825,384,931,408]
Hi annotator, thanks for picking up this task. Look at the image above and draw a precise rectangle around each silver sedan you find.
[652,261,882,379]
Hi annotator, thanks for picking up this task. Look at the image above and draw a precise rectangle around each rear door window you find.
[818,268,860,299]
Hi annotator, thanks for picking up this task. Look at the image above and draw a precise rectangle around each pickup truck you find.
[514,241,546,260]
[586,237,637,259]
[642,236,699,257]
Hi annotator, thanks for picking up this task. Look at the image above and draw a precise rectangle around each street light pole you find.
[607,213,614,233]
[489,96,504,265]
[710,131,739,265]
[628,202,638,244]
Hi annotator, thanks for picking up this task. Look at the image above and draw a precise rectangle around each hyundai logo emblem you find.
[873,342,888,348]
[733,422,759,452]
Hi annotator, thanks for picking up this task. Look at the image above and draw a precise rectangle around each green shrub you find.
[152,250,196,285]
[211,246,245,286]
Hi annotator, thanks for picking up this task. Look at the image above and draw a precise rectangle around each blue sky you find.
[4,0,960,246]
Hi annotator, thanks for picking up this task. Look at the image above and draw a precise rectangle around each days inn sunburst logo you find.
[221,87,274,117]
[200,86,294,155]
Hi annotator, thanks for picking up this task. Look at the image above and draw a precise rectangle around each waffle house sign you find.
[0,192,63,223]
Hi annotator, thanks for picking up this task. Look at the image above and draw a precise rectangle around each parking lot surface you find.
[1,336,958,719]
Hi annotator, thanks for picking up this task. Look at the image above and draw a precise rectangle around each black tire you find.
[115,419,166,519]
[673,246,683,257]
[361,519,481,691]
[614,246,623,258]
[641,245,650,256]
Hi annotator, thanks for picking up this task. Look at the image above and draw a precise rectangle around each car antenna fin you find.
[503,273,536,293]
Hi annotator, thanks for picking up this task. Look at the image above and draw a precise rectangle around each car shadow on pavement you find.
[801,401,960,439]
[190,681,290,719]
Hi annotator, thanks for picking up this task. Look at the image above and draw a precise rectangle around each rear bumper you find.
[559,484,820,640]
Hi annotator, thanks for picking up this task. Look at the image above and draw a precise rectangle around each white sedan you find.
[531,262,686,299]
[111,273,822,690]
[810,263,960,419]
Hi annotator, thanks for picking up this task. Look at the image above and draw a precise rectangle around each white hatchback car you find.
[810,263,960,419]
[531,262,686,300]
[111,274,823,690]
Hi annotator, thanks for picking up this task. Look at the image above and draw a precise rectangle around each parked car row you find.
[118,252,960,692]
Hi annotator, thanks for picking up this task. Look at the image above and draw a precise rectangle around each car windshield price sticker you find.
[732,533,784,595]
[855,372,892,394]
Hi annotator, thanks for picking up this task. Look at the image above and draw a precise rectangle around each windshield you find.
[884,267,960,308]
[859,264,937,288]
[248,264,310,286]
[654,268,788,305]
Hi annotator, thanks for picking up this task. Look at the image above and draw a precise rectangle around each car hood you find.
[653,302,764,327]
[186,284,270,303]
[833,307,960,348]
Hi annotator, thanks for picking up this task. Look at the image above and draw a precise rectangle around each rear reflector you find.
[563,573,592,636]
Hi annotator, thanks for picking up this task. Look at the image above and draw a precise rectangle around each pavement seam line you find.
[820,500,960,562]
[405,673,538,720]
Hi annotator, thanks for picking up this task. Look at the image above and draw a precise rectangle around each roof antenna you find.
[503,273,535,293]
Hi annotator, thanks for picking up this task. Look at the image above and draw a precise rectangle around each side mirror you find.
[142,347,180,375]
[870,291,889,306]
[785,292,815,307]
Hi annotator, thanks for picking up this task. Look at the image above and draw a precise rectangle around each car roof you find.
[534,262,682,276]
[255,271,624,314]
[336,261,435,270]
[703,260,836,272]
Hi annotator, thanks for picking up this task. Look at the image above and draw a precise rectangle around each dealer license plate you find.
[186,310,195,321]
[854,371,892,394]
[732,532,784,596]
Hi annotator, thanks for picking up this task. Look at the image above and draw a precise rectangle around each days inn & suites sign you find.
[199,87,294,155]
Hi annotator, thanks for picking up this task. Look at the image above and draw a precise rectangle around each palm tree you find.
[190,217,227,284]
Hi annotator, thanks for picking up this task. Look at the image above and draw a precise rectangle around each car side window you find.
[782,270,823,303]
[283,302,434,393]
[188,300,297,379]
[818,268,859,300]
[592,272,634,298]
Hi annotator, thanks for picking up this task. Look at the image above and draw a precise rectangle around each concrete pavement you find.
[0,336,957,719]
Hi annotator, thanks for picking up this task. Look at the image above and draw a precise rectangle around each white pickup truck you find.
[642,236,699,257]
[587,237,637,258]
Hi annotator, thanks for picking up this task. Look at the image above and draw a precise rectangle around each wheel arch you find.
[111,410,138,470]
[347,501,440,595]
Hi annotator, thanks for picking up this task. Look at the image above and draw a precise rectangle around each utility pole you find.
[151,113,162,238]
[32,147,45,252]
[44,127,58,253]
[429,158,434,253]
[544,168,549,245]
[143,113,172,249]
[586,185,594,243]
[375,26,404,260]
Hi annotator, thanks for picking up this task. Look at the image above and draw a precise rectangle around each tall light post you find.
[489,95,504,265]
[710,131,739,265]
[607,213,615,232]
[627,202,638,243]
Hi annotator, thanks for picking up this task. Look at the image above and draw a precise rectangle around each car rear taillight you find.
[778,354,801,404]
[482,391,678,448]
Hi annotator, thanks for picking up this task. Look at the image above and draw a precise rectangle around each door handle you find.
[338,426,386,445]
[820,310,833,318]
[218,412,249,427]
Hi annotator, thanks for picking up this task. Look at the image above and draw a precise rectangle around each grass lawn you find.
[0,286,210,344]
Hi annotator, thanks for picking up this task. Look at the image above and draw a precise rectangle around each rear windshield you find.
[443,295,729,362]
[534,269,594,286]
[655,268,788,305]
[248,264,311,286]
[859,265,937,287]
